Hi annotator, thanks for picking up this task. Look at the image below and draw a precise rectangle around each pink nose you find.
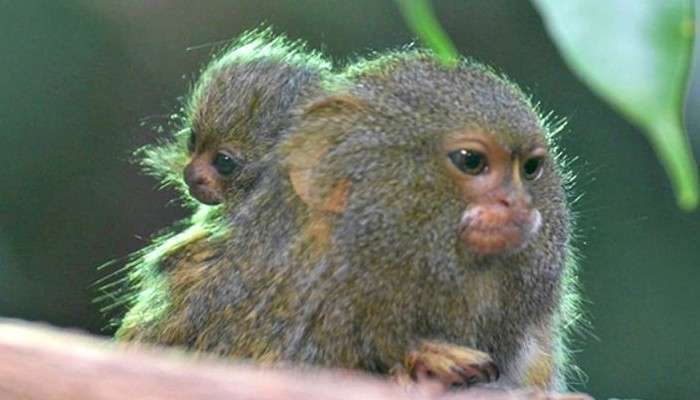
[489,187,531,210]
[184,162,211,188]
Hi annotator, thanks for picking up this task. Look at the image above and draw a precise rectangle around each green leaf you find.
[531,0,698,210]
[395,0,459,66]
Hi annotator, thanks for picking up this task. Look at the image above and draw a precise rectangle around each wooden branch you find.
[0,319,589,400]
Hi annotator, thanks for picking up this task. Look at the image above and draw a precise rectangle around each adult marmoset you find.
[277,51,581,391]
[109,30,332,343]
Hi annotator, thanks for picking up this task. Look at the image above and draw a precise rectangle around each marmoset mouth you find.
[189,186,223,205]
[460,207,541,256]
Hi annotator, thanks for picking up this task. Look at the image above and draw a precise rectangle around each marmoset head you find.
[286,51,571,266]
[139,30,331,207]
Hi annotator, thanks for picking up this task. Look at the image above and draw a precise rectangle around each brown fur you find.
[113,31,332,345]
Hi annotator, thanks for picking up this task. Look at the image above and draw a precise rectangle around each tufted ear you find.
[286,94,364,213]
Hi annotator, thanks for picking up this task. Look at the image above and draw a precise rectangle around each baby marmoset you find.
[111,30,332,343]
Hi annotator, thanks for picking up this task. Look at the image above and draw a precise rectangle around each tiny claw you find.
[480,360,500,382]
[449,365,466,377]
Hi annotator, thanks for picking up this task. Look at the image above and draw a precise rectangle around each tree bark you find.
[0,319,589,400]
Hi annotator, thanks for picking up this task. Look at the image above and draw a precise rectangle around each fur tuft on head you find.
[134,28,332,207]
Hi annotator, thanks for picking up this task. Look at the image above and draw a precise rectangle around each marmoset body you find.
[277,52,579,390]
[113,31,332,343]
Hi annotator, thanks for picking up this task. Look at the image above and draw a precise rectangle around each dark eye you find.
[187,128,196,153]
[447,149,487,175]
[213,152,240,176]
[522,156,544,180]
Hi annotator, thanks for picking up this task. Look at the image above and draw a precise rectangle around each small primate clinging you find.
[110,30,332,342]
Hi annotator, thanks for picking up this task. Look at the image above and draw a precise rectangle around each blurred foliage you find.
[395,0,458,64]
[398,0,699,210]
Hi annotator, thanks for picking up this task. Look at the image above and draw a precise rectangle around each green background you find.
[1,1,699,398]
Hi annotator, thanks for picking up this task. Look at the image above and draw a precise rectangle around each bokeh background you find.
[1,1,699,398]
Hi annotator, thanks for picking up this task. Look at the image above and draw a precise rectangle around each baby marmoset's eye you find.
[448,149,488,175]
[213,152,241,176]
